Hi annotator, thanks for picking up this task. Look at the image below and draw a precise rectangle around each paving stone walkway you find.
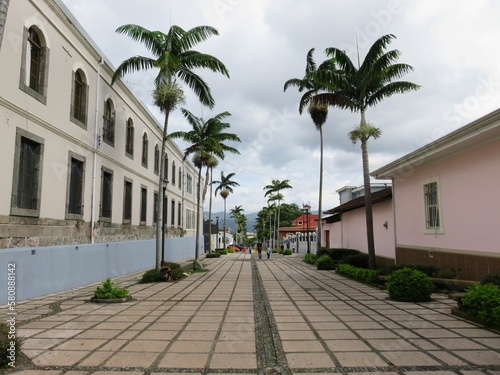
[2,252,500,374]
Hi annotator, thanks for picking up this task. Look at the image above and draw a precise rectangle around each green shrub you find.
[386,267,433,300]
[217,249,227,254]
[205,253,221,258]
[140,269,165,283]
[304,253,316,264]
[317,248,359,261]
[337,264,378,283]
[0,322,22,368]
[164,262,181,270]
[316,254,336,270]
[283,249,292,255]
[171,267,187,281]
[377,264,439,277]
[460,283,500,325]
[272,249,280,253]
[93,278,129,299]
[339,253,369,268]
[482,273,500,287]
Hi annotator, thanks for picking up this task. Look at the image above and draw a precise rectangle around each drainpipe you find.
[90,58,104,244]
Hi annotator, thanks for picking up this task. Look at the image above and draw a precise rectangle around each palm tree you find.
[204,156,219,252]
[168,109,240,267]
[263,180,292,249]
[213,172,240,249]
[321,34,420,268]
[229,205,244,243]
[111,24,229,271]
[284,48,342,252]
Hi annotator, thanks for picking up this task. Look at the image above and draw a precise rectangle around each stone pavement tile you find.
[366,339,418,351]
[473,337,500,349]
[428,350,468,366]
[92,321,134,330]
[454,350,500,365]
[32,350,90,366]
[279,330,317,340]
[310,321,349,331]
[21,321,62,329]
[152,373,202,375]
[210,353,257,369]
[403,372,457,375]
[148,322,186,331]
[452,328,500,337]
[135,330,178,340]
[430,337,488,350]
[176,330,217,341]
[356,329,400,339]
[285,352,336,369]
[155,315,190,323]
[75,329,122,340]
[317,329,358,340]
[214,340,254,353]
[191,315,223,323]
[347,372,399,375]
[116,330,138,340]
[282,340,326,352]
[21,349,44,358]
[121,339,169,352]
[77,350,114,366]
[104,351,159,368]
[324,339,371,352]
[460,372,490,375]
[220,322,255,332]
[411,328,461,338]
[53,338,107,350]
[168,340,212,353]
[183,322,220,331]
[335,352,388,367]
[64,371,90,375]
[34,329,84,339]
[276,322,311,331]
[219,330,254,341]
[407,338,440,351]
[22,337,64,350]
[157,352,209,368]
[55,321,99,330]
[380,351,441,366]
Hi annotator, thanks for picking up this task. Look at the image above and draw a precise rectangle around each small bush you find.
[482,273,500,287]
[339,253,369,269]
[377,264,439,277]
[304,253,316,264]
[317,248,359,261]
[140,269,165,283]
[171,267,187,281]
[386,267,433,300]
[206,253,221,258]
[283,249,292,255]
[217,249,228,254]
[272,249,280,253]
[93,278,129,299]
[0,322,23,368]
[316,254,336,270]
[226,248,235,253]
[460,283,500,326]
[338,264,378,283]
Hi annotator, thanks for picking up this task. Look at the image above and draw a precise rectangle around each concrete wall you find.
[0,236,202,304]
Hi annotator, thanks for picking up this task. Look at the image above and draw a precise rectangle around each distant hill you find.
[204,211,258,233]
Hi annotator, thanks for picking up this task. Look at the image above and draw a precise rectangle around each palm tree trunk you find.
[195,166,203,261]
[208,167,214,252]
[317,126,324,252]
[156,110,171,270]
[223,198,227,249]
[361,135,376,269]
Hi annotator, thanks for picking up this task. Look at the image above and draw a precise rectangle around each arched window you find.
[71,69,88,126]
[103,99,115,146]
[142,133,148,168]
[171,161,176,186]
[178,167,182,190]
[125,118,134,157]
[21,26,49,102]
[154,144,159,174]
[164,154,169,181]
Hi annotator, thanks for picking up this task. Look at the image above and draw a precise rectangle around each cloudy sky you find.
[62,0,500,215]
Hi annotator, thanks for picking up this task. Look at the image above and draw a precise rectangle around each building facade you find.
[373,108,500,280]
[0,0,202,249]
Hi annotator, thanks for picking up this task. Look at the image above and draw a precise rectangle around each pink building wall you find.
[323,200,395,261]
[394,137,500,254]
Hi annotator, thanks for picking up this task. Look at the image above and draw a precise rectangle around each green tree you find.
[263,179,292,248]
[213,172,240,249]
[229,205,246,244]
[284,50,345,252]
[321,34,420,268]
[168,109,240,267]
[112,24,230,270]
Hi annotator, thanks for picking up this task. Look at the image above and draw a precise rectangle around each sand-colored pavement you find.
[2,252,500,374]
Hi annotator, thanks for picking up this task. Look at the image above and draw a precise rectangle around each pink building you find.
[322,187,395,267]
[372,108,500,280]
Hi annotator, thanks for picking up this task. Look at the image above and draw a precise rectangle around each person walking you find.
[266,246,271,259]
[257,242,262,259]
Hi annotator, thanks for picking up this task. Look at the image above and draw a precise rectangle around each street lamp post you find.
[216,216,219,251]
[303,203,311,254]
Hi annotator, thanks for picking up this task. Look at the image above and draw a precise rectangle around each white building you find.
[0,0,202,248]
